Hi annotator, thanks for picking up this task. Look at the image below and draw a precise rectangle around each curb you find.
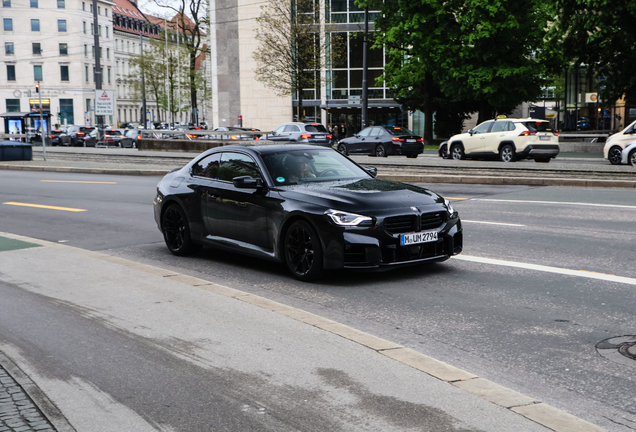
[0,231,608,432]
[1,163,635,188]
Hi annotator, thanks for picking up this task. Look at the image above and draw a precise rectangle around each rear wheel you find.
[284,220,323,281]
[162,204,201,256]
[337,143,348,155]
[451,144,464,160]
[375,144,387,157]
[608,146,623,165]
[499,144,516,162]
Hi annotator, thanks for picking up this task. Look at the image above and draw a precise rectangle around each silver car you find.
[267,122,333,147]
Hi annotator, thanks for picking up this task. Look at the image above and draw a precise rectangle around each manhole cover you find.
[596,335,636,367]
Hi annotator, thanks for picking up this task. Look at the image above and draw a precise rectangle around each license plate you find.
[407,139,416,142]
[539,136,550,141]
[400,230,438,246]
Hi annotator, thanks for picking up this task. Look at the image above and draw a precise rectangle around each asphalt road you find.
[1,170,635,431]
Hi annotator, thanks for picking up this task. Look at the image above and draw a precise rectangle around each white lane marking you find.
[453,255,636,286]
[462,220,525,227]
[472,198,636,210]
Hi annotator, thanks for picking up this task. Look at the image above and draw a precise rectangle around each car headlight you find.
[325,209,374,227]
[606,136,613,143]
[444,199,458,218]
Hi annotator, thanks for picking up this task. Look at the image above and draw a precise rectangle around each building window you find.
[92,45,95,57]
[106,26,109,38]
[5,42,14,55]
[59,43,68,55]
[57,0,64,8]
[86,99,91,114]
[98,25,101,36]
[3,18,12,31]
[98,6,100,14]
[106,48,109,59]
[83,21,86,33]
[85,65,88,82]
[99,47,102,58]
[91,23,94,35]
[6,99,20,112]
[84,44,87,56]
[60,99,74,125]
[107,68,111,83]
[90,2,92,12]
[105,8,107,17]
[2,0,10,7]
[82,1,85,10]
[34,65,43,81]
[58,20,67,32]
[32,43,41,55]
[30,0,37,7]
[31,19,40,31]
[61,65,69,81]
[7,65,16,81]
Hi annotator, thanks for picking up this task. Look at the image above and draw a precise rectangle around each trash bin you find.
[0,141,33,161]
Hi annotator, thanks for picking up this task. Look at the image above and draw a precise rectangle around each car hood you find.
[449,132,471,142]
[277,178,443,212]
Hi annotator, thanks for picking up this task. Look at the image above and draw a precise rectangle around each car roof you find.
[199,143,326,157]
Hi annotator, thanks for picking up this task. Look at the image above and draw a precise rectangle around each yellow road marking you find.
[3,202,87,212]
[41,180,117,184]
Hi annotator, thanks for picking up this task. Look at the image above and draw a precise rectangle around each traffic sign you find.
[95,90,114,115]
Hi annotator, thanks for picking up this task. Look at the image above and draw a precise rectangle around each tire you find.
[162,204,201,256]
[337,143,348,155]
[406,154,418,159]
[630,149,636,167]
[608,146,623,165]
[440,144,448,159]
[284,220,323,282]
[375,144,387,157]
[450,144,464,160]
[534,157,550,163]
[499,144,517,162]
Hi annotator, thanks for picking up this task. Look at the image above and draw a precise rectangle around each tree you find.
[153,0,209,124]
[253,0,342,121]
[358,0,554,142]
[547,1,636,106]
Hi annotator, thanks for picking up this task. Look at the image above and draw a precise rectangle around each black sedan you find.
[154,144,462,281]
[337,126,424,158]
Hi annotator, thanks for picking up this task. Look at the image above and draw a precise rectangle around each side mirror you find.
[468,129,475,136]
[354,133,360,138]
[363,166,378,178]
[233,176,263,189]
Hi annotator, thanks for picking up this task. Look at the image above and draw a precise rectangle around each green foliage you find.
[548,0,636,105]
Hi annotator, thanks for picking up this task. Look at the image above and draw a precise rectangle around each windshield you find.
[262,148,370,185]
[523,121,553,132]
[384,126,415,135]
[304,124,328,133]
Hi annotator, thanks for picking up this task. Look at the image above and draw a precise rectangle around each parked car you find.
[48,129,71,146]
[65,125,97,147]
[100,129,125,147]
[337,126,424,158]
[603,119,636,165]
[621,141,636,166]
[120,128,154,148]
[211,127,262,140]
[266,123,333,147]
[445,118,560,163]
[154,144,462,281]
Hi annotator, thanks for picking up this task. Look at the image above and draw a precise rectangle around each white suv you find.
[603,119,636,165]
[443,118,560,163]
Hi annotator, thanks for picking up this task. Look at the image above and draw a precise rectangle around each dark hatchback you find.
[48,130,70,146]
[154,144,462,281]
[337,126,424,158]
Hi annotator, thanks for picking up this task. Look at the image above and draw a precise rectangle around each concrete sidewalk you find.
[0,232,607,432]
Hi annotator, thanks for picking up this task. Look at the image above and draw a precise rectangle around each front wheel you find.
[162,204,201,256]
[337,143,348,155]
[284,220,323,281]
[375,144,387,157]
[499,145,516,162]
[451,145,464,160]
[608,146,623,165]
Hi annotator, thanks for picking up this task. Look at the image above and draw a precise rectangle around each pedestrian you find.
[333,125,339,140]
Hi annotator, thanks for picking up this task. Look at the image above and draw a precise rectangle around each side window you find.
[274,125,285,133]
[369,127,382,137]
[218,152,261,182]
[191,153,221,178]
[472,121,492,134]
[358,128,372,137]
[284,125,301,132]
[508,122,517,131]
[490,121,509,133]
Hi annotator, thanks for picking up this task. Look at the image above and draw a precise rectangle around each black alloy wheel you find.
[162,204,201,256]
[284,220,323,281]
[630,150,636,167]
[440,144,448,159]
[375,144,387,157]
[499,145,516,162]
[337,143,348,155]
[451,145,464,160]
[608,146,623,165]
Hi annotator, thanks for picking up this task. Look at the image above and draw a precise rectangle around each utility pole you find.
[361,7,369,130]
[140,30,147,129]
[92,0,103,141]
[36,83,46,161]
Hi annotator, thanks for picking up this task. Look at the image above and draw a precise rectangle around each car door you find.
[349,127,373,154]
[365,127,384,154]
[464,121,493,155]
[268,125,290,141]
[486,120,511,155]
[202,152,272,251]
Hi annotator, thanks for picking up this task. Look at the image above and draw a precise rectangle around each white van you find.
[604,119,636,164]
